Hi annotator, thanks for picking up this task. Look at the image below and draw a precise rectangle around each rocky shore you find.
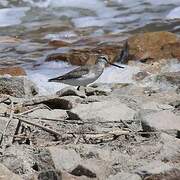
[0,31,180,180]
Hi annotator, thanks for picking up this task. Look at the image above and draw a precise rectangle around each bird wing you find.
[49,66,90,81]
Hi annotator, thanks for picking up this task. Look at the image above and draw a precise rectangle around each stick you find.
[0,100,14,145]
[16,117,62,137]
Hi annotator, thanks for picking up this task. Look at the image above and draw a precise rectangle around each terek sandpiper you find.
[48,56,124,88]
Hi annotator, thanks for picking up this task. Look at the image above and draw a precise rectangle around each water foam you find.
[0,7,30,27]
[166,7,180,19]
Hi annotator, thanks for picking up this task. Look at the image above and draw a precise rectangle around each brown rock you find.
[49,40,71,47]
[0,36,21,43]
[0,67,26,76]
[45,44,122,65]
[128,31,180,62]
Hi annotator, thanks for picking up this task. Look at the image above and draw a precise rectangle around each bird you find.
[48,55,124,89]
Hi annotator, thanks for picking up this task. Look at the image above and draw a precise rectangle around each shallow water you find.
[0,0,180,94]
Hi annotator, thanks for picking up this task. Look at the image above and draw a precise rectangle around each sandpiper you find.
[48,56,124,88]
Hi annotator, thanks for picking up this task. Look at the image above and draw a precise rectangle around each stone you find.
[156,71,180,86]
[159,133,180,162]
[128,31,180,62]
[70,165,96,178]
[28,109,68,119]
[141,102,174,111]
[144,168,180,180]
[139,110,180,134]
[0,67,26,76]
[0,77,38,97]
[67,100,136,121]
[133,71,149,81]
[0,163,23,180]
[45,44,122,65]
[135,160,176,179]
[62,171,92,180]
[38,170,62,180]
[85,86,111,96]
[108,172,141,180]
[48,40,71,47]
[56,87,86,98]
[42,97,73,109]
[48,146,81,171]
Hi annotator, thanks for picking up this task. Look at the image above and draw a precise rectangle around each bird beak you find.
[108,62,125,69]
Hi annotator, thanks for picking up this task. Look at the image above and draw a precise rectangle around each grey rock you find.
[156,71,180,86]
[108,172,141,180]
[56,86,86,98]
[48,146,81,171]
[38,170,62,180]
[141,102,174,111]
[28,109,68,119]
[0,163,23,180]
[0,76,38,97]
[139,110,180,135]
[70,165,96,178]
[67,100,136,121]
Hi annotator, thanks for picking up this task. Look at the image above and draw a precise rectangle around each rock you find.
[108,172,141,180]
[169,100,180,109]
[128,31,180,62]
[56,87,86,98]
[135,160,176,178]
[42,97,74,109]
[0,163,23,180]
[144,168,180,180]
[48,40,71,47]
[70,165,96,178]
[62,171,92,180]
[45,44,122,65]
[0,36,21,44]
[156,71,180,86]
[85,86,111,96]
[28,109,68,119]
[67,100,136,121]
[0,77,38,97]
[141,102,174,111]
[159,133,180,162]
[0,66,26,76]
[139,110,180,135]
[48,146,81,171]
[38,170,62,180]
[133,71,149,81]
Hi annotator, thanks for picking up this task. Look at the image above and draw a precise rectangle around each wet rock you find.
[45,44,122,65]
[48,146,81,171]
[139,110,180,135]
[0,77,38,97]
[38,169,62,180]
[67,100,136,121]
[108,172,141,180]
[49,40,71,47]
[0,66,26,76]
[128,31,180,62]
[0,163,23,180]
[56,87,86,98]
[156,71,180,86]
[70,165,96,178]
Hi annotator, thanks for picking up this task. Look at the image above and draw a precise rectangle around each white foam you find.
[0,7,30,27]
[146,0,180,5]
[166,6,180,19]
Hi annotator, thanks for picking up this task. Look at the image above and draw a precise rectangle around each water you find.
[0,0,180,94]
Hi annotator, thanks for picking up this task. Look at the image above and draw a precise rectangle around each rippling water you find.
[0,0,180,94]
